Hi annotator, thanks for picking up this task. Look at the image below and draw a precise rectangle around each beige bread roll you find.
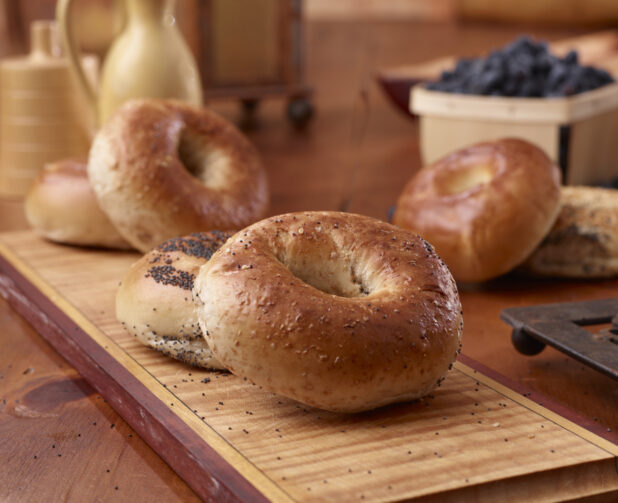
[117,231,231,368]
[24,158,131,249]
[393,138,561,282]
[523,186,618,278]
[88,99,269,253]
[193,211,463,413]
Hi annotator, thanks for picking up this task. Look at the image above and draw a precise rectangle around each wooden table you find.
[1,19,616,502]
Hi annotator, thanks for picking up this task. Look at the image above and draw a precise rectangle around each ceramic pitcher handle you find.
[56,0,98,126]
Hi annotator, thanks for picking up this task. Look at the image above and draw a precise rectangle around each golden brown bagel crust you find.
[193,211,463,413]
[523,186,618,278]
[88,99,269,252]
[393,138,561,282]
[25,158,131,249]
[117,231,231,368]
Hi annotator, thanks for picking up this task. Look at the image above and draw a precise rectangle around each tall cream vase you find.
[56,0,203,128]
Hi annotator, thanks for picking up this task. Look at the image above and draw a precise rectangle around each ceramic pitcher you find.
[0,21,97,197]
[56,0,203,127]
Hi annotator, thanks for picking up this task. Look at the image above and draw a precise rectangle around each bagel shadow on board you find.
[269,386,451,425]
[38,240,138,256]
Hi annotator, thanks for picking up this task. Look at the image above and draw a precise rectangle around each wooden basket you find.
[410,83,618,185]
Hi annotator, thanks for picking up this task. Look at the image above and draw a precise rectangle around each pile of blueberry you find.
[426,36,614,97]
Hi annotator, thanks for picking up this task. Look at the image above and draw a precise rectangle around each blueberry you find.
[547,64,568,89]
[597,69,614,84]
[563,50,578,66]
[504,36,533,56]
[533,53,553,74]
[531,40,549,56]
[472,71,501,94]
[425,35,613,97]
[455,58,473,75]
[440,69,455,81]
[502,79,519,96]
[560,82,577,96]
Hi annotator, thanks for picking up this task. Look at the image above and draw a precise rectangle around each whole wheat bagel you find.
[523,186,618,278]
[393,138,561,282]
[193,211,463,413]
[25,158,131,250]
[117,231,231,368]
[88,99,269,253]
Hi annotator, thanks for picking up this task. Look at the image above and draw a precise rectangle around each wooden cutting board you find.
[1,230,617,502]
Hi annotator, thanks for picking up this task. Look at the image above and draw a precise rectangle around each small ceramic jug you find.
[0,21,97,197]
[56,0,203,127]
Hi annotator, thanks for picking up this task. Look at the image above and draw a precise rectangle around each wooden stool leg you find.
[287,95,313,128]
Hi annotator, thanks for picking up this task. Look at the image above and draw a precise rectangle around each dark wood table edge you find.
[0,252,274,503]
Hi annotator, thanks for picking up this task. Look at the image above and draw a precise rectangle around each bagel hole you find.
[277,251,370,298]
[177,131,231,189]
[438,163,495,195]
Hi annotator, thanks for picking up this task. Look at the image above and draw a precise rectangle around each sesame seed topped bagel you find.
[193,211,463,412]
[117,231,231,368]
[88,99,269,252]
[522,186,618,278]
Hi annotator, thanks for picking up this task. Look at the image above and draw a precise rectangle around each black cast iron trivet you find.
[501,298,618,381]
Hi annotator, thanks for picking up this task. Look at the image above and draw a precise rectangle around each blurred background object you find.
[411,81,618,185]
[457,0,618,27]
[0,0,120,58]
[0,20,97,197]
[2,0,618,197]
[4,0,618,52]
[0,0,314,127]
[403,33,618,186]
[177,0,313,128]
[57,0,203,126]
[306,0,455,21]
[378,30,618,119]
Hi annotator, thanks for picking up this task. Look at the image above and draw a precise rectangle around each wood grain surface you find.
[1,231,617,502]
[2,19,618,502]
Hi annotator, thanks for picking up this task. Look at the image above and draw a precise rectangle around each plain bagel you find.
[193,211,463,413]
[393,138,561,282]
[117,231,231,368]
[88,99,269,253]
[25,158,131,250]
